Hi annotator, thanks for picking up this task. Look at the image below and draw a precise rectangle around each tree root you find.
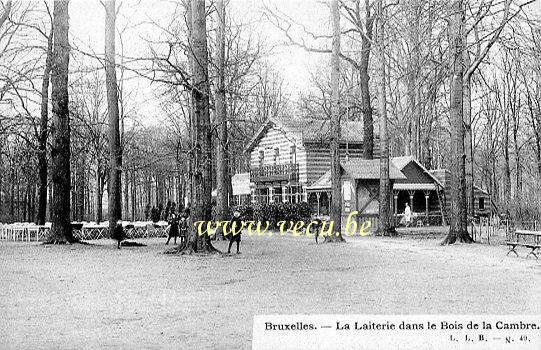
[441,232,473,245]
[164,240,223,255]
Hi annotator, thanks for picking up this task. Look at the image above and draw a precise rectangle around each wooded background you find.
[0,0,539,238]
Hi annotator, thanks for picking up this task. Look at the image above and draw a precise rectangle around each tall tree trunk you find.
[463,58,474,220]
[173,0,216,253]
[124,169,129,219]
[96,169,104,223]
[327,0,344,242]
[49,0,74,243]
[376,0,391,236]
[104,0,122,235]
[503,111,511,215]
[360,0,374,159]
[131,169,137,220]
[215,0,228,239]
[75,160,85,221]
[37,22,54,225]
[443,0,471,245]
[513,110,521,219]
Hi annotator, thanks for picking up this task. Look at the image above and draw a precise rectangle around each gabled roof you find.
[306,159,406,190]
[391,156,445,188]
[244,117,365,154]
[342,159,406,180]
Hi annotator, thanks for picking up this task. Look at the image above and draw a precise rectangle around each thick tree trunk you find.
[360,0,374,160]
[104,0,122,235]
[49,0,75,243]
[443,0,472,245]
[376,0,392,236]
[37,24,54,225]
[326,0,344,243]
[215,0,228,240]
[171,0,217,254]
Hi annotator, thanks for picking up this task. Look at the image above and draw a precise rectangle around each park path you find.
[0,233,539,349]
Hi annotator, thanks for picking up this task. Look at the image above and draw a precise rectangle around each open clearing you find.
[0,232,539,349]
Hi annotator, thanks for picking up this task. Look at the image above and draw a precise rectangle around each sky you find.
[67,0,333,125]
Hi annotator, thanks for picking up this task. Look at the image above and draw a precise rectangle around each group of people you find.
[165,211,189,245]
[166,210,243,254]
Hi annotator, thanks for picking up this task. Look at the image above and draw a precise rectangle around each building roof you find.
[341,159,406,180]
[244,117,366,154]
[391,156,445,188]
[306,159,406,190]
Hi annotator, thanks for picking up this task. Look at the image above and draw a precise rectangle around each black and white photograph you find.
[0,0,540,348]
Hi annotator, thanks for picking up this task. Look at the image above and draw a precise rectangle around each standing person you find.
[179,211,189,246]
[166,211,179,245]
[404,202,412,228]
[227,210,243,254]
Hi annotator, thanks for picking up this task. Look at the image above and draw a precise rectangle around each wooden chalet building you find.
[231,117,377,205]
[231,117,491,227]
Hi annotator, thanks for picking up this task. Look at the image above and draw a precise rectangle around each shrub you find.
[232,202,312,228]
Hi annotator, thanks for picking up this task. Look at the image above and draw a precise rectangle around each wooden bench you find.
[507,230,541,259]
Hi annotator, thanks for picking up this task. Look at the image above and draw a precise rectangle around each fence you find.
[0,222,169,242]
[471,218,539,244]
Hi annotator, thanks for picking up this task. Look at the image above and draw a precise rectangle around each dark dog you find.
[227,211,243,254]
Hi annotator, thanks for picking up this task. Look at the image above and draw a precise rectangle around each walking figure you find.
[308,215,323,244]
[166,212,180,245]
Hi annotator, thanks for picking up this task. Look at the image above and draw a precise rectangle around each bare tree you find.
[48,0,74,243]
[214,0,228,239]
[328,0,344,242]
[37,3,53,225]
[375,0,391,236]
[171,0,217,254]
[442,0,472,245]
[103,0,122,236]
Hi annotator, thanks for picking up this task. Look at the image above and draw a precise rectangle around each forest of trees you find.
[0,0,539,245]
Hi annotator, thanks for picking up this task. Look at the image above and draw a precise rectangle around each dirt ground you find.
[0,231,539,349]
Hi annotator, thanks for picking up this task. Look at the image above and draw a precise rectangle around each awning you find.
[393,183,436,191]
[232,173,252,195]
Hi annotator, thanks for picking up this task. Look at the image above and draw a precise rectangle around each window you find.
[258,149,264,167]
[274,148,280,165]
[479,197,485,210]
[290,145,296,164]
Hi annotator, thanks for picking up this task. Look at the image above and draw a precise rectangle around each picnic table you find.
[506,230,541,259]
